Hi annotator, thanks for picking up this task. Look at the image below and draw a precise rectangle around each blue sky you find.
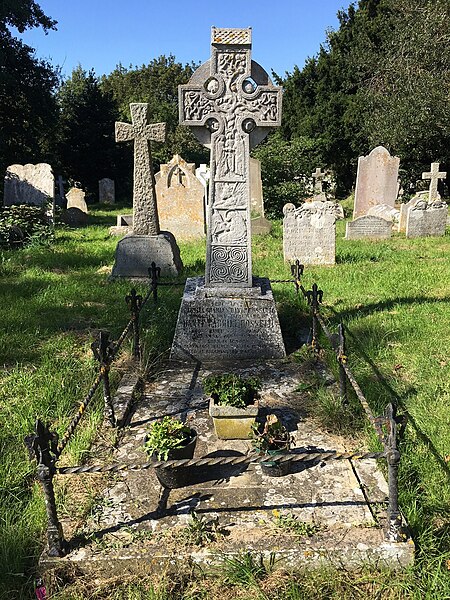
[17,0,348,79]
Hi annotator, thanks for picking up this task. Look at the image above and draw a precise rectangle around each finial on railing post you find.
[149,262,161,303]
[91,331,116,426]
[305,283,323,348]
[338,322,348,405]
[290,260,304,294]
[24,419,66,557]
[126,288,143,360]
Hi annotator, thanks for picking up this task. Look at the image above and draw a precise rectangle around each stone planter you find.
[209,398,259,440]
[150,429,197,489]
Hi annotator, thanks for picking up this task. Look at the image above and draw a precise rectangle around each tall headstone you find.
[345,215,392,240]
[111,103,182,278]
[156,154,205,239]
[171,27,285,362]
[422,162,446,203]
[283,201,337,265]
[249,157,271,234]
[406,200,447,238]
[4,163,55,219]
[99,178,115,204]
[353,147,400,219]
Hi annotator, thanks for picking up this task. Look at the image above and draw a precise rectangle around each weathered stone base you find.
[251,215,272,235]
[111,232,183,278]
[170,277,286,362]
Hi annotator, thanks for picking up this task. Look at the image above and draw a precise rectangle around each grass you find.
[0,205,449,598]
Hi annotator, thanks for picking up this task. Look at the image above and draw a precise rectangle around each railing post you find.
[305,283,323,349]
[24,420,66,557]
[338,322,348,405]
[385,403,403,541]
[149,262,161,303]
[91,331,116,426]
[290,260,304,294]
[126,288,143,360]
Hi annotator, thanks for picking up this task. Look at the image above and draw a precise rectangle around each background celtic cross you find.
[179,28,282,287]
[115,103,166,236]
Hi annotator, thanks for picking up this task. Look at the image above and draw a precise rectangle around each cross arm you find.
[115,121,134,143]
[144,122,167,143]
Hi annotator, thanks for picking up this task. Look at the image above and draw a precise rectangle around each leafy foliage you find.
[251,414,291,453]
[0,204,53,248]
[144,416,193,460]
[203,373,261,409]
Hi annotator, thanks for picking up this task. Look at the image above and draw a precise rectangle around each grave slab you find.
[405,200,448,238]
[111,232,182,278]
[40,360,414,577]
[345,215,392,240]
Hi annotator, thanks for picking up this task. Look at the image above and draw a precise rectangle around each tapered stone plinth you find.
[170,277,285,362]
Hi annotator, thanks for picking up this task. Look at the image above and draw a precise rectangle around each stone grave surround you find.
[353,146,400,219]
[156,154,206,239]
[111,103,182,278]
[3,163,55,219]
[283,201,337,265]
[171,27,285,362]
[345,214,392,240]
[405,200,448,238]
[99,178,115,203]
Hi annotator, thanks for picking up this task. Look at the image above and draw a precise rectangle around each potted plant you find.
[144,416,197,489]
[251,414,293,477]
[203,373,261,439]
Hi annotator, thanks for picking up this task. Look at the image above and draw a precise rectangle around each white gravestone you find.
[156,154,205,239]
[111,103,182,278]
[345,215,392,240]
[283,201,337,265]
[422,162,446,203]
[99,178,115,204]
[406,200,447,238]
[4,163,55,219]
[171,27,285,362]
[66,187,88,212]
[367,203,400,223]
[353,146,400,219]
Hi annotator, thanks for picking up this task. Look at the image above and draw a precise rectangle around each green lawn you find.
[0,206,449,598]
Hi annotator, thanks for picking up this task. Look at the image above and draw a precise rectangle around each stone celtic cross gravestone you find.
[171,27,285,362]
[422,162,446,203]
[179,27,281,287]
[111,103,182,278]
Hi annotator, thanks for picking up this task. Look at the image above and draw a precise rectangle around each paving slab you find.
[41,359,414,576]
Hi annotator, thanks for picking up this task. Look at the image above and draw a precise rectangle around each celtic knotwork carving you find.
[182,91,215,122]
[211,209,247,244]
[209,246,248,284]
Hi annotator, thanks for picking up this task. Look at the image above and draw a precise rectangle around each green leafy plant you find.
[144,416,193,460]
[180,511,225,546]
[221,551,276,587]
[272,510,321,537]
[203,373,261,409]
[0,205,53,249]
[251,414,292,453]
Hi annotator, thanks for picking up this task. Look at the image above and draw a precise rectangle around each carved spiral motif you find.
[210,246,248,283]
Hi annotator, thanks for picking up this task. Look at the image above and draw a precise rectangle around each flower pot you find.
[151,429,197,489]
[260,449,292,477]
[209,397,259,440]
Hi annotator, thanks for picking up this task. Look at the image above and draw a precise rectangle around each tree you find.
[57,66,121,196]
[0,1,59,184]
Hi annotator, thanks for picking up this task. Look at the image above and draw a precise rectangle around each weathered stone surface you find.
[367,203,400,223]
[156,154,205,239]
[99,178,115,203]
[111,233,182,278]
[40,360,414,578]
[353,146,400,219]
[60,207,88,227]
[422,162,446,203]
[109,214,133,236]
[312,167,326,194]
[115,104,166,235]
[345,215,392,240]
[4,163,54,217]
[250,157,271,234]
[406,200,448,238]
[179,27,281,287]
[283,201,337,265]
[171,277,286,362]
[66,187,88,213]
[398,196,423,232]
